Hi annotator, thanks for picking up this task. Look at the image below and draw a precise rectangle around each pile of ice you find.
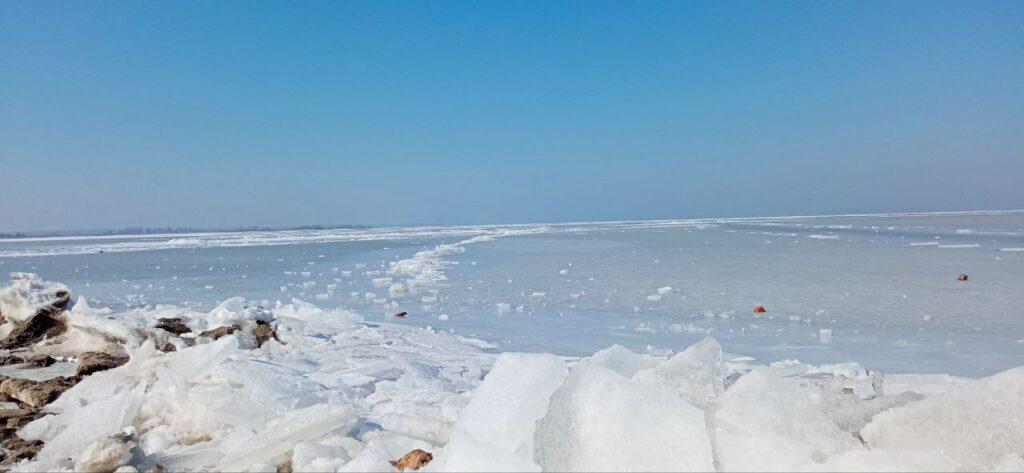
[435,340,1024,472]
[0,273,69,325]
[2,274,1023,472]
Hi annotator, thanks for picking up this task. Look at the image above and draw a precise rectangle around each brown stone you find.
[390,449,432,471]
[199,326,237,340]
[0,436,43,467]
[158,341,177,353]
[20,354,56,367]
[252,321,276,347]
[0,310,66,350]
[0,376,78,408]
[76,352,129,377]
[155,318,191,336]
[0,355,21,366]
[4,410,44,430]
[276,459,293,473]
[957,274,969,281]
[0,408,34,420]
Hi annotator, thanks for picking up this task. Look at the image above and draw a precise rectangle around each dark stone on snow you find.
[155,318,191,336]
[76,352,129,377]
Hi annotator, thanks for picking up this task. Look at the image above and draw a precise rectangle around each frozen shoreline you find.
[0,274,1021,471]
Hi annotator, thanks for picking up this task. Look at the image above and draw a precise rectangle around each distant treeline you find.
[0,224,372,239]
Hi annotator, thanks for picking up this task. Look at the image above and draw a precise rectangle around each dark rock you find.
[19,354,55,367]
[3,410,44,430]
[0,408,33,420]
[252,321,276,347]
[0,353,54,367]
[0,310,66,350]
[157,341,177,353]
[957,274,969,281]
[0,376,78,408]
[51,290,71,310]
[76,352,129,377]
[155,318,191,336]
[0,355,20,366]
[724,372,743,390]
[199,326,237,340]
[0,436,43,467]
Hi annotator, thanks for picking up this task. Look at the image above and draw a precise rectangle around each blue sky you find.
[2,1,1022,231]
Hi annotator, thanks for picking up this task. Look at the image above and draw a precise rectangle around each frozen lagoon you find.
[1,211,1023,472]
[2,211,1023,376]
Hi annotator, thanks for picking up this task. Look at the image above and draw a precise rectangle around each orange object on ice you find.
[753,305,767,314]
[394,311,408,318]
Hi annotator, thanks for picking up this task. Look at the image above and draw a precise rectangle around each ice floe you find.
[0,274,1022,472]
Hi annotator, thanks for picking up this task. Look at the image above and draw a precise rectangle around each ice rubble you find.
[1,274,1023,472]
[0,273,69,325]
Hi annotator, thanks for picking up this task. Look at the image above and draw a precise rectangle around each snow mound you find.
[431,353,567,471]
[2,274,1021,472]
[0,272,68,324]
[633,336,724,409]
[533,365,714,472]
[860,366,1024,471]
[712,367,863,471]
[584,344,661,377]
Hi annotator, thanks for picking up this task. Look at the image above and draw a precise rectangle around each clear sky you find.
[1,1,1022,231]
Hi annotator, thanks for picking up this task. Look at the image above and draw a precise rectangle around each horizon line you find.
[2,208,1022,243]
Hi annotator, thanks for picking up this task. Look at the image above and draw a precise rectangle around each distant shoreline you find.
[0,224,373,240]
[1,208,1021,241]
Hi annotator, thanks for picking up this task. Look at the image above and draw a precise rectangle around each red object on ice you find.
[394,311,408,318]
[753,305,767,314]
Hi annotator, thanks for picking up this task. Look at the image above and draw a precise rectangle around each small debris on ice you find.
[390,449,432,471]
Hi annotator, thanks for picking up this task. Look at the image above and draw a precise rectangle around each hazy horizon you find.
[3,1,1022,233]
[3,207,1023,238]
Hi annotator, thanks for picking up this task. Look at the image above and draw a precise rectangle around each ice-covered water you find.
[2,211,1022,376]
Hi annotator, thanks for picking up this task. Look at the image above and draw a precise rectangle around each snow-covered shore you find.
[0,273,1021,472]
